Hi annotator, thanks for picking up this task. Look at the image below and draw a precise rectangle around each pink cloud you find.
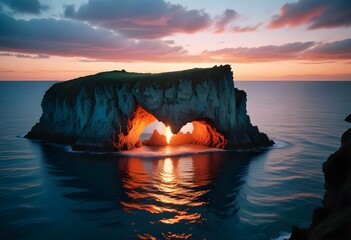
[202,42,316,62]
[203,39,351,62]
[64,0,211,39]
[1,13,350,63]
[268,0,351,30]
[303,39,351,60]
[232,23,261,33]
[0,13,189,62]
[214,9,238,33]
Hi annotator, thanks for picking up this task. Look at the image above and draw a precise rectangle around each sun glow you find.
[119,105,226,149]
[164,126,173,144]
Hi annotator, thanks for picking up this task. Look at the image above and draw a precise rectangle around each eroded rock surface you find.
[26,65,273,151]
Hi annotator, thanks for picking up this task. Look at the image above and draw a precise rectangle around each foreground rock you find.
[290,115,351,240]
[26,65,273,151]
[345,114,351,123]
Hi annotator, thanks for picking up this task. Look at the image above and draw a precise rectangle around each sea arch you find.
[113,105,226,151]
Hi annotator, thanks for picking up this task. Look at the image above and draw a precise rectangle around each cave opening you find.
[113,105,227,151]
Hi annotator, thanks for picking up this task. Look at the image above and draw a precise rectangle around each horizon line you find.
[1,79,351,82]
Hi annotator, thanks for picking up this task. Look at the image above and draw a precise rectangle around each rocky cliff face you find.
[26,65,273,151]
[290,114,351,240]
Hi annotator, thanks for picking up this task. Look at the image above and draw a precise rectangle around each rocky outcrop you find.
[170,132,195,145]
[143,130,195,146]
[26,65,273,151]
[142,130,167,146]
[345,114,351,123]
[290,115,351,240]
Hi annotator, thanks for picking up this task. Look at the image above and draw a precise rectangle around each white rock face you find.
[26,65,273,151]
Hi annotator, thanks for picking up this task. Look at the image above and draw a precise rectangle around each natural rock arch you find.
[26,65,273,151]
[114,105,227,150]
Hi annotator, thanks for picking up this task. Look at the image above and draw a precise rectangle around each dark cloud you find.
[268,0,351,30]
[214,9,238,33]
[0,13,187,62]
[63,0,210,39]
[0,0,47,14]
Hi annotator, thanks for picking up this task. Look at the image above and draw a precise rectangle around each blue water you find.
[0,81,350,240]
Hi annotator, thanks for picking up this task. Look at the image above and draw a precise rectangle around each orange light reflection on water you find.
[138,232,192,240]
[119,156,210,228]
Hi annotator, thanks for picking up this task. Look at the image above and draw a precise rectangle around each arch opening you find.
[113,105,227,151]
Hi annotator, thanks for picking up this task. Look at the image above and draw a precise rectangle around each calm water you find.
[0,81,350,240]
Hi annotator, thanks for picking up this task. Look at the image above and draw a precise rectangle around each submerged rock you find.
[26,65,273,151]
[290,114,351,240]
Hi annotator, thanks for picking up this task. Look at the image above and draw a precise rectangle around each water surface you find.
[0,81,350,239]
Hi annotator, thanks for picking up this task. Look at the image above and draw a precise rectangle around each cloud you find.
[268,0,351,30]
[0,13,188,62]
[232,23,261,33]
[203,42,316,62]
[0,0,47,14]
[0,52,49,58]
[202,39,351,62]
[64,3,258,36]
[0,12,349,63]
[214,9,238,33]
[304,38,351,60]
[239,72,351,81]
[214,9,261,34]
[63,0,210,39]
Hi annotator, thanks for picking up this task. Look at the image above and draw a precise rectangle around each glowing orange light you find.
[119,157,207,225]
[192,121,227,149]
[164,126,173,144]
[114,105,156,151]
[115,105,227,150]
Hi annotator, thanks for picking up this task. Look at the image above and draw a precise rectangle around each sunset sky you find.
[0,0,350,80]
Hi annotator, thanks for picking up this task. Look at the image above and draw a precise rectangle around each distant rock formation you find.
[143,130,195,146]
[170,131,195,145]
[290,114,351,240]
[142,130,167,146]
[26,65,273,151]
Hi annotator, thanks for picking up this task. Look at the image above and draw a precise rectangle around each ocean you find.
[0,81,350,240]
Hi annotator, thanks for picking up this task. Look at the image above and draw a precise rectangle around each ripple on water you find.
[271,140,289,149]
[120,144,225,158]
